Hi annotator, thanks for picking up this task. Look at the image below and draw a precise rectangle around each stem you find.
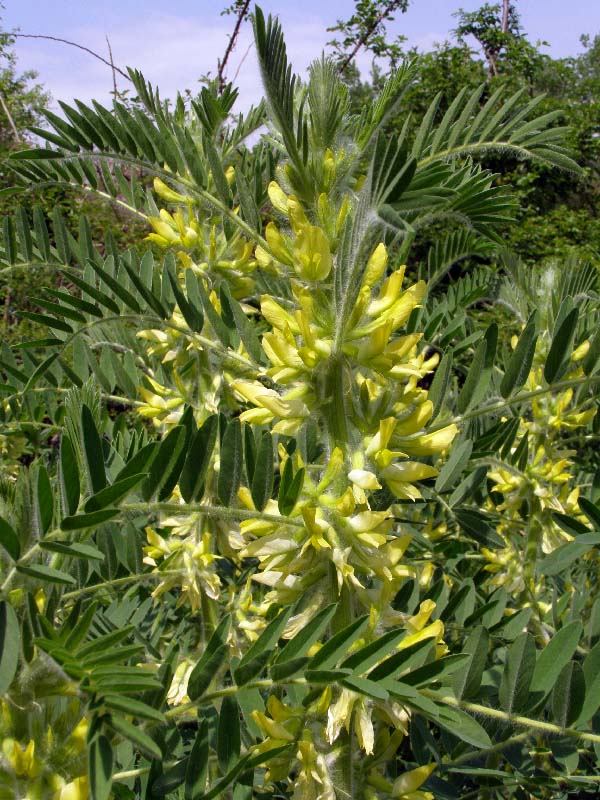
[419,374,600,436]
[122,502,305,527]
[421,690,600,745]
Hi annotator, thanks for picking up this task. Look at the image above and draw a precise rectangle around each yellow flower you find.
[392,763,436,799]
[293,225,333,282]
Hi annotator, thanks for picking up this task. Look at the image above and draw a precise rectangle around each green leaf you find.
[16,564,76,585]
[275,603,338,665]
[235,606,293,684]
[529,621,582,705]
[217,696,240,773]
[278,464,304,517]
[220,284,264,364]
[539,541,593,576]
[189,270,231,347]
[89,735,113,800]
[185,719,209,800]
[180,415,218,503]
[544,306,579,384]
[452,626,489,700]
[0,516,20,561]
[402,655,470,687]
[435,706,491,749]
[115,441,158,484]
[457,332,491,414]
[369,638,436,682]
[579,498,600,530]
[455,508,504,548]
[109,715,162,760]
[82,404,107,494]
[60,509,120,531]
[84,474,146,512]
[36,465,53,535]
[435,439,472,493]
[187,616,231,701]
[142,425,188,501]
[217,418,242,506]
[104,694,165,722]
[167,262,204,333]
[552,661,585,728]
[121,256,167,319]
[340,628,407,674]
[428,352,453,421]
[59,435,80,517]
[308,615,370,670]
[577,644,600,723]
[500,311,538,398]
[341,675,389,700]
[79,626,134,658]
[251,432,274,511]
[583,326,600,376]
[498,632,536,713]
[39,541,104,561]
[0,601,20,693]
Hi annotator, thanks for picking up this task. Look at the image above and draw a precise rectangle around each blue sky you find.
[3,0,599,113]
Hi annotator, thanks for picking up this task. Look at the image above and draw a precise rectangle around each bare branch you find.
[105,36,119,98]
[217,0,251,94]
[337,1,404,74]
[12,33,131,82]
[0,91,21,142]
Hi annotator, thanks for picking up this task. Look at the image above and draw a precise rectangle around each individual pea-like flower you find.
[136,374,186,426]
[143,526,220,611]
[167,658,195,706]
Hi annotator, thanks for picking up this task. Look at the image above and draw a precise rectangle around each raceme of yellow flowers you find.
[126,171,458,794]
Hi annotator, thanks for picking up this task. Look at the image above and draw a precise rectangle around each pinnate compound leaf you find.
[0,601,20,693]
[89,735,113,800]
